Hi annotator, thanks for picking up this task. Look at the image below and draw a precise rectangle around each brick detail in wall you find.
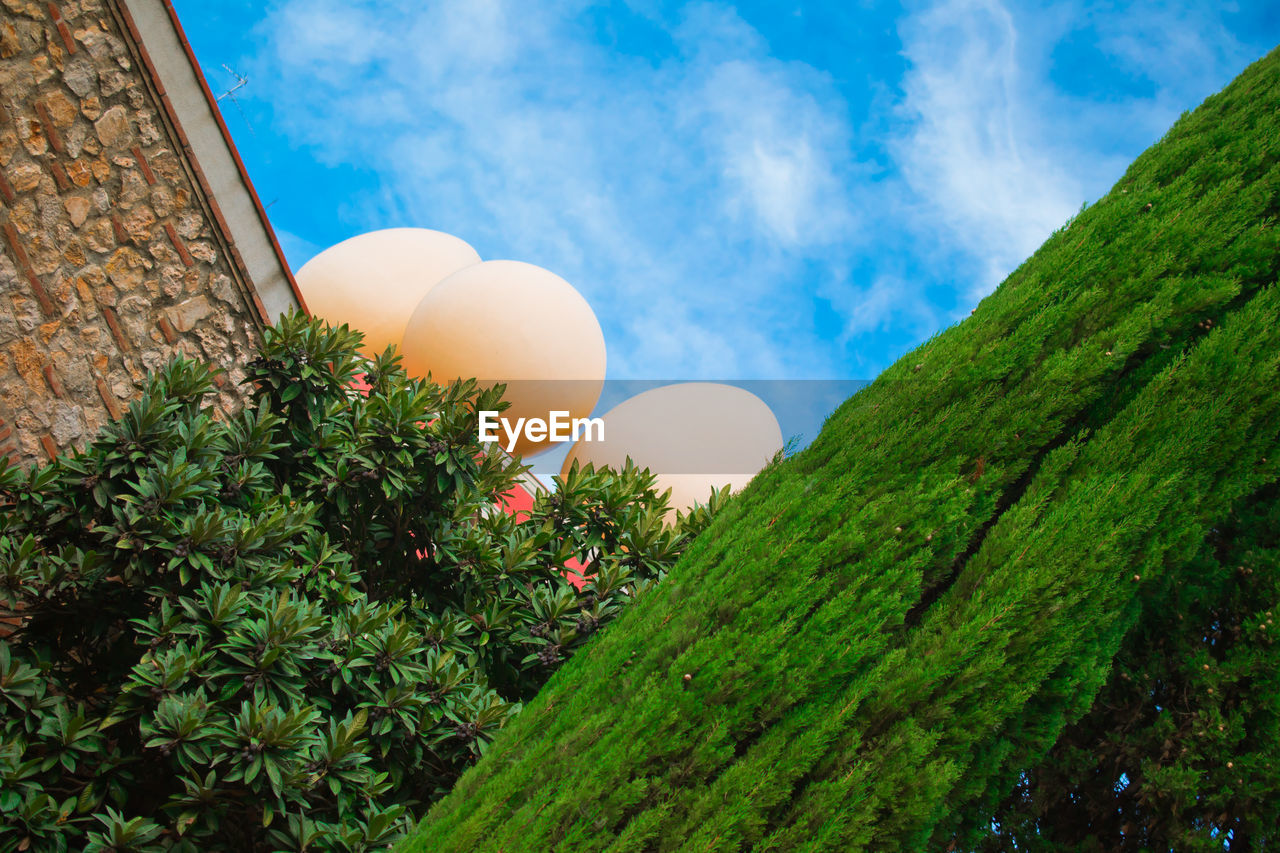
[2,221,58,317]
[163,221,194,267]
[42,364,65,397]
[48,159,72,191]
[34,99,65,154]
[130,144,155,185]
[46,3,77,55]
[0,0,265,467]
[0,414,17,464]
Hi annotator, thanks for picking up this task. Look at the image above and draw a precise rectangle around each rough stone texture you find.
[0,0,266,466]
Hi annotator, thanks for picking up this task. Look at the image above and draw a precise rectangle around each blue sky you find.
[172,1,1278,385]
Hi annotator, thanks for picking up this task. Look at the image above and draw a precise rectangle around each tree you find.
[0,313,722,851]
[408,46,1280,852]
[981,482,1280,852]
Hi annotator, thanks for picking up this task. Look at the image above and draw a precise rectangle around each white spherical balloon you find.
[561,383,782,515]
[400,260,606,457]
[295,228,480,356]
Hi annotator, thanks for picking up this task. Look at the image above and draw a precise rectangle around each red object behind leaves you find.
[353,374,588,588]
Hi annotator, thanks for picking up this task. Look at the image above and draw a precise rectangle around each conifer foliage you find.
[409,47,1280,851]
[0,314,720,851]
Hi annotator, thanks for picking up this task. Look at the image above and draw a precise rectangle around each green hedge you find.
[407,46,1280,852]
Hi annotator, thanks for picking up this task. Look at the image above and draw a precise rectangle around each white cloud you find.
[1092,1,1252,88]
[888,0,1259,306]
[236,0,1268,384]
[892,0,1084,296]
[689,58,856,247]
[252,0,861,379]
[833,275,935,340]
[271,1,383,81]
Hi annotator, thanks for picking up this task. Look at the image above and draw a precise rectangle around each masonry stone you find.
[0,1,270,465]
[11,297,38,332]
[64,196,91,227]
[93,103,130,147]
[62,57,96,97]
[137,112,159,145]
[51,350,90,394]
[49,403,83,444]
[150,184,172,216]
[175,210,202,239]
[149,150,180,182]
[188,241,215,264]
[43,90,76,127]
[121,204,154,241]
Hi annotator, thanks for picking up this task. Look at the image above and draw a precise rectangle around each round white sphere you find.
[400,260,606,457]
[295,228,481,356]
[561,382,782,515]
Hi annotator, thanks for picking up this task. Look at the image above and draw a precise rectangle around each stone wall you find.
[0,0,269,466]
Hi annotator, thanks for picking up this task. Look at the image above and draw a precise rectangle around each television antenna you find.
[215,64,255,136]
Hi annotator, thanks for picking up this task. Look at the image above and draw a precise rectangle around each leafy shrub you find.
[0,312,722,851]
